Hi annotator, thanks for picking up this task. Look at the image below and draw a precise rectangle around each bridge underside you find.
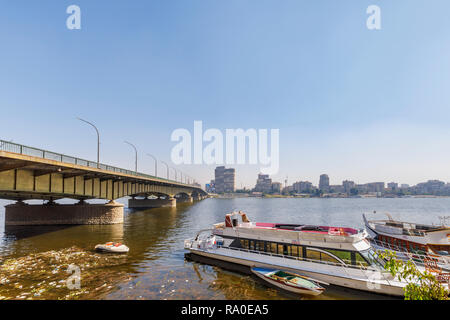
[0,151,207,225]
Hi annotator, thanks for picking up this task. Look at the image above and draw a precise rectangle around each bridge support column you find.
[128,196,176,209]
[4,200,124,226]
[176,196,193,204]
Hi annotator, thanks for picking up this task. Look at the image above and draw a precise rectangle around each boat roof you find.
[252,222,359,235]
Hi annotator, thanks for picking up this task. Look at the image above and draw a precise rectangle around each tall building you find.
[214,166,235,193]
[271,182,282,194]
[342,180,355,193]
[293,181,313,193]
[319,174,330,192]
[254,174,272,193]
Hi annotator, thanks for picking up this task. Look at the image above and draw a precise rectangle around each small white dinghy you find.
[95,242,129,253]
[251,267,326,296]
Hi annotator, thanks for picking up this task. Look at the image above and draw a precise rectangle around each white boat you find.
[95,242,129,253]
[184,211,449,297]
[363,212,450,271]
[251,267,325,296]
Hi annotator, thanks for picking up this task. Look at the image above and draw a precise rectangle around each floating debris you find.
[0,246,131,300]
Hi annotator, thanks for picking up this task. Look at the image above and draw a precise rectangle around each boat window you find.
[306,249,321,261]
[359,249,385,268]
[324,249,352,264]
[240,239,249,250]
[269,242,277,254]
[255,241,264,252]
[291,245,299,257]
[354,252,370,267]
[320,252,341,264]
[277,244,284,255]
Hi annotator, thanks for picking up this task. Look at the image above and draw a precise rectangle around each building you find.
[319,174,330,192]
[214,166,235,193]
[387,182,398,190]
[254,174,272,193]
[342,180,355,193]
[329,185,345,194]
[271,182,282,194]
[366,182,385,193]
[293,181,313,193]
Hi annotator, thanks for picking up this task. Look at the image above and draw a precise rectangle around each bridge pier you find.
[128,196,176,209]
[176,195,193,204]
[4,200,124,226]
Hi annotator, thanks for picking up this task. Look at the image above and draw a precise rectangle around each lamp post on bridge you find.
[170,167,177,181]
[124,141,138,173]
[161,161,169,180]
[77,117,100,168]
[147,154,157,177]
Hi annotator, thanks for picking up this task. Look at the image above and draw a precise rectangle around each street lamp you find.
[77,117,100,168]
[147,154,157,177]
[170,167,177,181]
[124,141,138,173]
[161,161,169,179]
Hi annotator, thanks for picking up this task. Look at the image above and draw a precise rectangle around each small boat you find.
[251,267,326,296]
[95,242,129,253]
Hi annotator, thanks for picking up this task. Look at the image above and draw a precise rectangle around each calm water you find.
[0,197,449,300]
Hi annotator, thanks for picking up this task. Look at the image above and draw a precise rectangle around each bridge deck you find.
[0,140,205,201]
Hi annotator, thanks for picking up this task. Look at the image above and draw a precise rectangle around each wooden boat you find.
[251,267,326,296]
[95,242,129,253]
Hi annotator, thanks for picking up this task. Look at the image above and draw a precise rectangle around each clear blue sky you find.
[1,1,450,188]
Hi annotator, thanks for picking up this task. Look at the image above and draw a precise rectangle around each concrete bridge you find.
[0,140,208,225]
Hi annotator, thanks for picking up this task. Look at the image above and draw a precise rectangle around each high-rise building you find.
[254,174,272,193]
[271,182,282,193]
[342,180,355,193]
[293,181,313,193]
[319,174,330,192]
[214,166,235,193]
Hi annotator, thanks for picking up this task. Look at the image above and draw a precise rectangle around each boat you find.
[363,212,450,271]
[251,267,325,296]
[95,242,129,253]
[184,211,449,297]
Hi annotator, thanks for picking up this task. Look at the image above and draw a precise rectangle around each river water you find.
[0,197,449,300]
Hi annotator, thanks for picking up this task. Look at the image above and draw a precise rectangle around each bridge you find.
[0,140,208,225]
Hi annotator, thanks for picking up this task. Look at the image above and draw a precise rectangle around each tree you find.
[379,250,449,300]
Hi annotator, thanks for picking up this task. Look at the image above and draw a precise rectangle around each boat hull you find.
[251,268,323,296]
[186,247,406,297]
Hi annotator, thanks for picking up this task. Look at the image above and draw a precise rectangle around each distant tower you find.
[285,176,288,189]
[319,174,330,192]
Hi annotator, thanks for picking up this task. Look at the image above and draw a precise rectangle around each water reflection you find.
[1,197,449,300]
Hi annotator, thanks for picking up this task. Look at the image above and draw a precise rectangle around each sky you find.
[1,1,450,188]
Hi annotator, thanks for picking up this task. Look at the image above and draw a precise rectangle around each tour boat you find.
[251,267,325,296]
[363,212,450,270]
[184,211,438,297]
[95,242,129,253]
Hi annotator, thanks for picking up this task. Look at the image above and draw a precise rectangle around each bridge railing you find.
[0,139,197,188]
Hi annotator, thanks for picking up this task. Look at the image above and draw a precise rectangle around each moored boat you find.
[184,211,445,297]
[251,267,325,296]
[95,242,129,253]
[363,212,450,271]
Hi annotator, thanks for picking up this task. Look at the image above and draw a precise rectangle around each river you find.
[0,197,448,300]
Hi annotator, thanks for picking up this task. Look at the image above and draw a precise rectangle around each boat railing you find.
[216,245,383,273]
[368,238,448,268]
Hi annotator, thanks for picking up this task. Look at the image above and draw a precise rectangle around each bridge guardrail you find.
[0,139,198,188]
